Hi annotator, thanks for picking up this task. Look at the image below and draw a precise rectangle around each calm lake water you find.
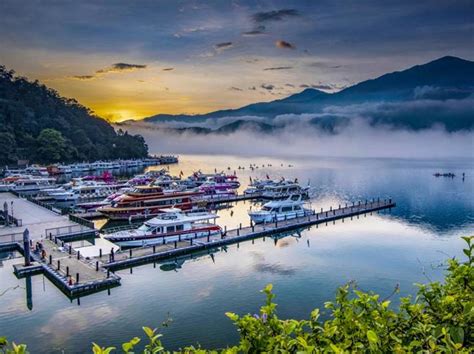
[1,154,473,353]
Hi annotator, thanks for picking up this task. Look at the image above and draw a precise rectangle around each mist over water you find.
[124,118,473,159]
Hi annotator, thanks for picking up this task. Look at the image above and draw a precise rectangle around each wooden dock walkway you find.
[102,198,395,270]
[5,197,395,299]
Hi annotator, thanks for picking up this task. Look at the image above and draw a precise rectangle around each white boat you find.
[104,208,221,247]
[248,195,313,224]
[261,181,310,199]
[57,165,72,174]
[10,178,57,192]
[47,189,79,201]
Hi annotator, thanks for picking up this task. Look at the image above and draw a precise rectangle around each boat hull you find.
[249,209,308,224]
[106,227,221,247]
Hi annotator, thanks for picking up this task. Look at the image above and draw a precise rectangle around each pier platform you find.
[4,197,395,299]
[102,198,395,270]
[0,192,89,242]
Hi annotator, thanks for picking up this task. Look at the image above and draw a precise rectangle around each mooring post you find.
[174,241,177,249]
[153,245,156,253]
[330,206,332,211]
[107,269,110,278]
[66,266,69,277]
[162,237,165,245]
[76,273,79,284]
[99,248,102,258]
[224,225,227,235]
[77,251,80,260]
[49,255,52,264]
[57,260,60,270]
[96,261,99,271]
[239,223,242,229]
[22,228,31,266]
[237,228,240,236]
[129,249,132,258]
[190,239,193,245]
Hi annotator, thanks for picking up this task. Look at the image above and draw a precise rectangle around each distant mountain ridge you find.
[127,56,474,132]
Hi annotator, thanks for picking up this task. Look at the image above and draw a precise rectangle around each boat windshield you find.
[138,224,152,232]
[262,206,273,212]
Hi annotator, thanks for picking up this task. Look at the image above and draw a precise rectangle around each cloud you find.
[229,86,243,91]
[263,66,293,71]
[162,67,174,71]
[70,75,95,80]
[275,40,295,49]
[96,62,147,74]
[214,42,233,51]
[252,9,299,23]
[308,62,342,69]
[261,83,275,91]
[311,84,333,90]
[242,25,266,37]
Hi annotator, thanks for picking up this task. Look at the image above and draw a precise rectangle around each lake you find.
[0,154,473,353]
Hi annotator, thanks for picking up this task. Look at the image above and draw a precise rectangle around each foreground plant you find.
[2,237,473,353]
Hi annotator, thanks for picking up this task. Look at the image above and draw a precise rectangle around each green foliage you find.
[0,65,148,165]
[2,237,473,353]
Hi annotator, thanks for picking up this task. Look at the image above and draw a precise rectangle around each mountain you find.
[132,56,474,132]
[0,66,148,165]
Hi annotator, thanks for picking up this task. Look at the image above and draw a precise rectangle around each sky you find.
[0,0,473,122]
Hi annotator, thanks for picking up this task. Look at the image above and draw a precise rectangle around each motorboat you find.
[261,180,310,199]
[104,208,221,246]
[248,195,313,224]
[97,186,203,220]
[10,177,57,193]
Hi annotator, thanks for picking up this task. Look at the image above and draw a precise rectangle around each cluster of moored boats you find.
[1,159,315,248]
[95,172,313,247]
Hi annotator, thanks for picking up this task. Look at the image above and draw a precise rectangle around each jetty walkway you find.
[2,194,395,299]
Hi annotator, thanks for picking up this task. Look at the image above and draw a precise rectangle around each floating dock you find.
[101,198,395,270]
[2,194,395,299]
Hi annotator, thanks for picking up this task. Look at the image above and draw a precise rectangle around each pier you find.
[101,198,395,270]
[2,195,395,299]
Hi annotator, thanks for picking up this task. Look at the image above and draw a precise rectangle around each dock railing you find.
[0,232,23,245]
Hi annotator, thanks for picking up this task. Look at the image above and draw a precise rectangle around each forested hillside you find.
[0,66,148,165]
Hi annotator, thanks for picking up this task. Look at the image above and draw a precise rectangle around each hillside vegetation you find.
[0,66,148,165]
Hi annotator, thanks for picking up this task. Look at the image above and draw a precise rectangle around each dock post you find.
[153,245,156,253]
[239,223,242,230]
[66,266,69,277]
[339,204,341,209]
[96,261,99,271]
[69,245,72,255]
[76,273,79,284]
[321,207,323,213]
[174,241,177,249]
[22,228,31,267]
[190,239,193,245]
[326,211,328,217]
[163,238,165,245]
[49,255,52,264]
[129,249,132,258]
[57,260,60,270]
[237,228,240,236]
[179,235,181,242]
[107,269,110,278]
[99,248,102,258]
[330,206,332,211]
[77,251,80,260]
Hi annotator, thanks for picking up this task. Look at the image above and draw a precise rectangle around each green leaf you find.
[367,330,379,344]
[450,327,464,344]
[142,326,155,338]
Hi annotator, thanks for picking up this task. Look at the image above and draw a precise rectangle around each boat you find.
[97,186,203,220]
[46,189,79,201]
[104,208,221,246]
[261,180,310,199]
[248,195,313,224]
[10,177,57,192]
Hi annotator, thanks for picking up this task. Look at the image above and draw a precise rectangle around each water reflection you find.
[0,154,472,353]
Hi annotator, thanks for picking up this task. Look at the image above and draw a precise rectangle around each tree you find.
[36,128,69,163]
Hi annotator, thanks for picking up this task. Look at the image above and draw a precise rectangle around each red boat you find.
[97,186,203,220]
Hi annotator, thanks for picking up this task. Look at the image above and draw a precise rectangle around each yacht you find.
[97,186,202,220]
[248,195,313,224]
[10,177,57,193]
[261,181,310,199]
[104,208,221,247]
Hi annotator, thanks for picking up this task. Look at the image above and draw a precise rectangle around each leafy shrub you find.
[1,237,472,353]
